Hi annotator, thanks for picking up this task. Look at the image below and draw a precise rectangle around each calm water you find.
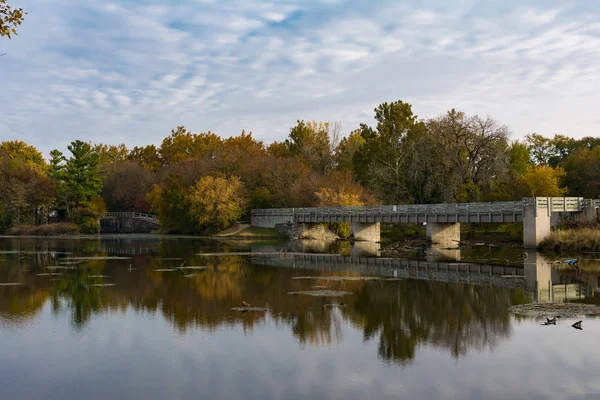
[1,236,600,400]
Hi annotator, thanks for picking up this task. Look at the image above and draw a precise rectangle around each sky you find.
[2,0,600,155]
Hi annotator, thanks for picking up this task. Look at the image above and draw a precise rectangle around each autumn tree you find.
[0,0,25,39]
[129,144,162,171]
[514,165,567,198]
[159,126,222,165]
[187,175,246,232]
[0,141,54,230]
[315,170,376,237]
[102,161,156,212]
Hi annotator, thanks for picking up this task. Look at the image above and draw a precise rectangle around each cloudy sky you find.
[2,0,600,154]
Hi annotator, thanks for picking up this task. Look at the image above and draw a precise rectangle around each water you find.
[1,236,600,399]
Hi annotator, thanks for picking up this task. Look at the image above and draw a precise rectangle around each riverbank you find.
[539,228,600,253]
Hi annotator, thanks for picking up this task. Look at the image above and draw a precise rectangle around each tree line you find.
[1,99,599,234]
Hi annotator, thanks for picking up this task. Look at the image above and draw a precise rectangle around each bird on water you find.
[242,301,251,307]
[572,321,583,330]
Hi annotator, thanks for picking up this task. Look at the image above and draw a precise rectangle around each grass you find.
[6,223,80,236]
[539,228,600,253]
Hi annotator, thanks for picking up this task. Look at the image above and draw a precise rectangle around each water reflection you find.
[0,237,598,364]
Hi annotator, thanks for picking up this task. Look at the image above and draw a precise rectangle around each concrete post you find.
[523,204,551,249]
[426,223,460,247]
[350,222,380,242]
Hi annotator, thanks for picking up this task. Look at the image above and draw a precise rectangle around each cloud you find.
[2,0,600,155]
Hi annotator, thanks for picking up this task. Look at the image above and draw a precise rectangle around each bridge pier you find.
[523,204,551,249]
[350,222,380,242]
[426,223,460,247]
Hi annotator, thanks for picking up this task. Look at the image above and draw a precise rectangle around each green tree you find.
[51,141,103,225]
[0,0,25,39]
[335,129,365,171]
[353,100,428,203]
[187,175,246,231]
[563,147,600,198]
[285,120,340,172]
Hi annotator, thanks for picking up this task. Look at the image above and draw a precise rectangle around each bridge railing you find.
[251,198,594,219]
[251,201,525,218]
[105,212,159,222]
[524,197,584,212]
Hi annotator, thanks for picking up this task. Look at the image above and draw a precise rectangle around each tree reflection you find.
[345,280,513,363]
[0,237,530,362]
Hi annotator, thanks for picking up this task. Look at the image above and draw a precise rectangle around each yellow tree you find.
[315,170,375,237]
[188,175,245,231]
[515,165,567,197]
[0,0,26,39]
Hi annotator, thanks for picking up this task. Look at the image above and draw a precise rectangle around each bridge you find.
[99,212,161,234]
[251,250,592,302]
[251,197,599,248]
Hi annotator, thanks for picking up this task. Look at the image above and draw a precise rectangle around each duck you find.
[546,316,560,324]
[572,320,583,330]
[521,252,528,261]
[242,301,251,308]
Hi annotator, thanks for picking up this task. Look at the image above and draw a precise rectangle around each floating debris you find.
[0,282,23,286]
[57,261,82,265]
[510,303,600,318]
[153,268,177,272]
[37,273,64,276]
[65,257,131,260]
[288,290,352,297]
[183,274,197,278]
[45,266,78,270]
[292,276,382,282]
[324,303,346,308]
[311,285,328,289]
[88,275,110,278]
[156,258,185,260]
[231,307,268,312]
[91,283,116,287]
[180,266,208,270]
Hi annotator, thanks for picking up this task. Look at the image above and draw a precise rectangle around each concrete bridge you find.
[251,250,593,302]
[251,197,599,248]
[100,212,161,234]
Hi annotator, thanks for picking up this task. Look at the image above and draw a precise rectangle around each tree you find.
[285,120,340,172]
[129,144,162,171]
[93,143,129,168]
[353,100,428,204]
[187,175,245,231]
[315,170,375,237]
[563,147,600,198]
[159,126,221,165]
[514,165,567,198]
[0,0,25,39]
[51,141,104,225]
[102,161,156,212]
[335,129,365,171]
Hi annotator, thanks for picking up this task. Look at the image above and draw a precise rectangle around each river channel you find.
[0,236,599,399]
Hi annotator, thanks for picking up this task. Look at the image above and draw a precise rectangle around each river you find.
[0,236,599,399]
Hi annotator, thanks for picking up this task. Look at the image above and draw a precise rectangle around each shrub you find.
[539,228,600,253]
[7,223,80,236]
